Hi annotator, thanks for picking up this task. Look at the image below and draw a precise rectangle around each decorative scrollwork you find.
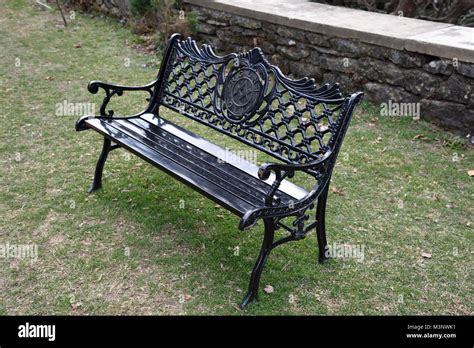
[222,67,265,123]
[87,80,156,117]
[158,36,364,231]
[239,92,363,230]
[162,37,347,165]
[76,79,157,132]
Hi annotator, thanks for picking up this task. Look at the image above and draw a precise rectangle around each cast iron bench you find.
[76,34,363,309]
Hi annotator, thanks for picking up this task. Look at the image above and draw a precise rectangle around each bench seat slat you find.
[85,117,255,215]
[125,118,272,203]
[139,113,308,200]
[83,115,308,217]
[111,119,267,208]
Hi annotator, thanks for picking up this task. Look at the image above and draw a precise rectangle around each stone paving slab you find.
[185,0,474,63]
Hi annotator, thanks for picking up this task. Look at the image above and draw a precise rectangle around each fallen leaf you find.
[71,302,82,310]
[263,285,274,294]
[331,186,345,196]
[412,134,428,141]
[468,170,474,177]
[421,252,432,259]
[371,136,382,144]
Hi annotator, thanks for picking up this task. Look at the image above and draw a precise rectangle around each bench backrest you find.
[153,34,361,171]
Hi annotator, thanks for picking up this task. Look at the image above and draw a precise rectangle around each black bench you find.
[76,34,363,309]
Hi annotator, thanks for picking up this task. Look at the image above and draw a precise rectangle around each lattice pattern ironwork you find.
[160,37,347,166]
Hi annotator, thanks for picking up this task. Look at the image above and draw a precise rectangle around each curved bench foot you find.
[88,138,111,193]
[239,292,257,310]
[316,183,330,263]
[240,218,275,310]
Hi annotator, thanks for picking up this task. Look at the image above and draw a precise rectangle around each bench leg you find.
[88,138,111,193]
[316,183,330,263]
[240,218,275,310]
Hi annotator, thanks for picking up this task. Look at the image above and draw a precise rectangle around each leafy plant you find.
[130,0,151,17]
[129,0,197,47]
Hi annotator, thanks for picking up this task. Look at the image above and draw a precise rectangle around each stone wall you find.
[185,4,474,135]
[63,0,474,135]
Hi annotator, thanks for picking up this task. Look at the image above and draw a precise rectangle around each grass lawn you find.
[0,0,472,315]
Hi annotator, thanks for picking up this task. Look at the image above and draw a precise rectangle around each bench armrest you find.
[239,182,330,231]
[239,151,334,230]
[257,150,333,181]
[75,80,159,131]
[88,80,158,116]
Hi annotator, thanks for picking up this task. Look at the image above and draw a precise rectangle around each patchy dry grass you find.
[0,0,472,315]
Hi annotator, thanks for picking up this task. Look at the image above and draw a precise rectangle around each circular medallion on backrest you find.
[223,67,264,122]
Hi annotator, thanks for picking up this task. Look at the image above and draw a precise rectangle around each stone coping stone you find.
[185,0,474,63]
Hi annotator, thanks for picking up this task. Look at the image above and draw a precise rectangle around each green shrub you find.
[130,0,151,17]
[129,0,198,49]
[186,10,199,34]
